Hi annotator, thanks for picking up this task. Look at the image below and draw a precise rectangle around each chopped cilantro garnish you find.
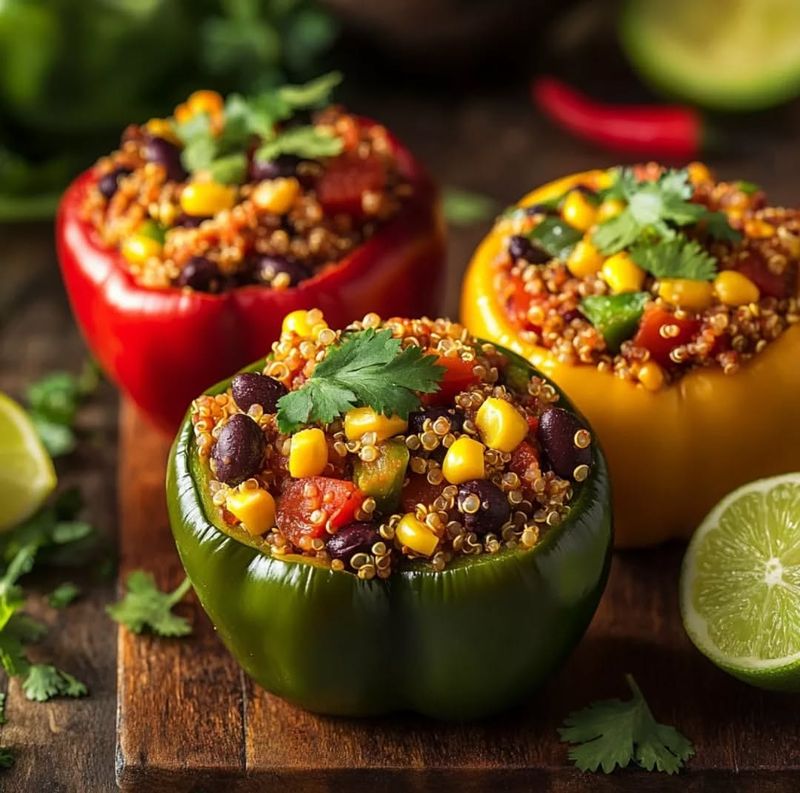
[559,674,694,775]
[276,328,445,433]
[735,180,761,195]
[255,125,343,163]
[630,238,717,282]
[48,582,80,609]
[107,572,192,637]
[528,218,583,260]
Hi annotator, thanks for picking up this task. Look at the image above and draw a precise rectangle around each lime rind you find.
[0,392,57,531]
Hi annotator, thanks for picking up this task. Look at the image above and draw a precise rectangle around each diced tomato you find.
[632,306,700,368]
[276,477,364,549]
[526,415,540,434]
[737,255,795,299]
[316,154,386,217]
[510,440,539,481]
[400,474,444,513]
[423,356,480,406]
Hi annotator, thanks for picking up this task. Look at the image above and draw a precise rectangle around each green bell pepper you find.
[166,347,612,720]
[581,292,650,353]
[353,439,410,513]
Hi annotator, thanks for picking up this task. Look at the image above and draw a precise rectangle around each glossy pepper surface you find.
[461,170,800,548]
[167,350,611,720]
[56,126,445,434]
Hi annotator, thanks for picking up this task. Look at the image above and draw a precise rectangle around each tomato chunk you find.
[400,474,444,513]
[737,254,795,299]
[277,477,364,549]
[316,154,386,217]
[632,306,700,368]
[510,440,539,481]
[423,356,480,406]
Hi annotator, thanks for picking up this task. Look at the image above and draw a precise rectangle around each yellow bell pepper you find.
[460,170,800,547]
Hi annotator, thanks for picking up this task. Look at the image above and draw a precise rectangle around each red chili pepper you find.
[532,76,703,160]
[56,120,445,433]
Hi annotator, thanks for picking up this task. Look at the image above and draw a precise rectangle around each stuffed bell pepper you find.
[56,74,445,432]
[167,311,611,719]
[462,163,800,547]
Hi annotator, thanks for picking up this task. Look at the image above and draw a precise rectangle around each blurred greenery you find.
[0,0,338,220]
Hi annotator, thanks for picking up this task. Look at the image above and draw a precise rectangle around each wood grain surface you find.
[115,400,800,792]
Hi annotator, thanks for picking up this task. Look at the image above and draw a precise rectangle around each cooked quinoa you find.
[495,163,800,390]
[80,86,412,292]
[191,313,594,578]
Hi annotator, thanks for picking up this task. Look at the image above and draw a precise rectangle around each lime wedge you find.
[680,473,800,690]
[0,392,57,532]
[621,0,800,110]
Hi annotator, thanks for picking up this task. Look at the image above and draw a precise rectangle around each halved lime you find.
[680,473,800,690]
[621,0,800,110]
[0,392,56,532]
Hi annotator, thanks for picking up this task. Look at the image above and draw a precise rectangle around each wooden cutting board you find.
[115,399,800,792]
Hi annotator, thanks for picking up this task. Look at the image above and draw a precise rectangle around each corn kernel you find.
[442,437,486,484]
[596,198,625,223]
[226,488,276,536]
[687,162,713,185]
[713,270,760,306]
[561,190,598,232]
[282,309,327,338]
[344,407,408,442]
[121,234,162,264]
[475,397,528,453]
[396,513,439,556]
[186,90,224,118]
[289,428,329,478]
[601,253,646,294]
[173,102,192,124]
[180,181,236,216]
[744,218,775,239]
[567,239,604,278]
[144,118,180,145]
[657,278,714,311]
[252,177,301,215]
[638,362,665,392]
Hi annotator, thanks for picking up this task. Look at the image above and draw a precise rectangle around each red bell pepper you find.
[56,124,445,433]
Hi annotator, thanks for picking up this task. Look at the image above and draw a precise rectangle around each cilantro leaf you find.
[276,329,445,433]
[442,187,498,226]
[0,746,13,769]
[703,211,743,243]
[207,153,247,185]
[278,72,342,109]
[630,238,717,281]
[255,126,343,162]
[49,582,80,609]
[736,180,760,195]
[107,572,192,637]
[559,674,694,774]
[529,218,584,260]
[22,664,87,702]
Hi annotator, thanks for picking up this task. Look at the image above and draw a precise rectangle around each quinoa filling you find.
[80,76,412,292]
[495,163,800,390]
[191,313,594,578]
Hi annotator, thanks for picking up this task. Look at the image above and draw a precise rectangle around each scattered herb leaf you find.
[49,583,80,609]
[276,329,445,433]
[442,188,499,226]
[107,572,192,637]
[630,238,717,281]
[0,747,13,769]
[559,674,694,774]
[529,218,583,260]
[22,664,87,702]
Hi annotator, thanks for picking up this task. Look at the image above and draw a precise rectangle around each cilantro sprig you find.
[106,571,192,637]
[630,238,717,282]
[175,72,344,183]
[559,674,694,775]
[276,329,445,434]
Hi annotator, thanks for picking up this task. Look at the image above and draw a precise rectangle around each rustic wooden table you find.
[1,77,799,792]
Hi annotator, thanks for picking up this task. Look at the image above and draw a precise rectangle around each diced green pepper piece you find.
[528,218,583,260]
[138,219,166,244]
[581,293,650,353]
[353,439,409,514]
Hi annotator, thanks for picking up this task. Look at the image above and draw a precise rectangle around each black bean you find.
[211,414,266,486]
[231,373,288,413]
[326,522,380,564]
[456,479,510,535]
[173,213,210,228]
[524,203,558,216]
[143,136,187,182]
[248,153,302,182]
[562,308,585,324]
[508,235,550,264]
[248,254,311,287]
[408,407,465,435]
[175,256,224,293]
[98,168,132,199]
[536,407,592,480]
